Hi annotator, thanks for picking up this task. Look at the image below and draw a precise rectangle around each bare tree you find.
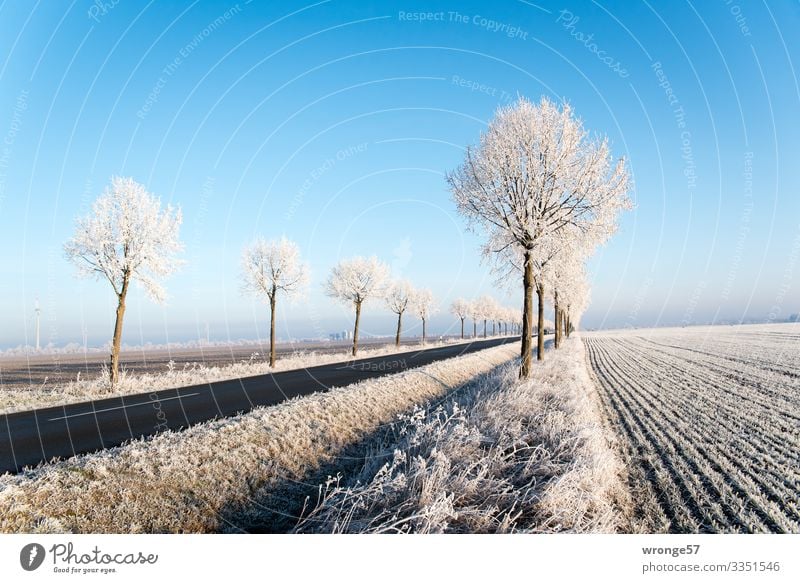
[240,237,309,367]
[412,288,436,345]
[450,297,470,339]
[385,279,415,347]
[64,177,183,386]
[325,256,389,356]
[448,96,631,377]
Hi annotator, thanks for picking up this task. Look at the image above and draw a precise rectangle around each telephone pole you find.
[34,299,41,351]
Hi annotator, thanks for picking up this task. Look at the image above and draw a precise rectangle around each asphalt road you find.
[0,336,455,390]
[0,336,519,475]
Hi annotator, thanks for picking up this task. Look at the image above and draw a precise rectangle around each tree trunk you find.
[492,321,496,336]
[352,301,362,356]
[109,273,130,387]
[483,319,487,338]
[536,282,545,361]
[473,321,477,338]
[269,291,277,367]
[395,311,402,347]
[460,317,464,339]
[422,317,426,345]
[505,322,508,335]
[521,249,535,377]
[554,293,561,349]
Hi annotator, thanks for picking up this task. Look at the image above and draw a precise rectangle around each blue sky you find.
[0,0,798,348]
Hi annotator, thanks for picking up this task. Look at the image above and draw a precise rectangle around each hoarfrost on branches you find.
[240,237,309,367]
[64,176,183,304]
[448,96,631,376]
[325,256,390,355]
[64,176,183,385]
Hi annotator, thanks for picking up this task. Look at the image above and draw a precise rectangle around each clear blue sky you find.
[1,0,798,348]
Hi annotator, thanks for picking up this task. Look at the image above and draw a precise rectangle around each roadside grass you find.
[0,343,518,533]
[292,335,632,533]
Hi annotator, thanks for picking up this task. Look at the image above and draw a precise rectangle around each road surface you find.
[0,336,457,390]
[0,336,518,475]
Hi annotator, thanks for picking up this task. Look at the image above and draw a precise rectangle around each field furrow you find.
[583,324,800,533]
[586,339,757,531]
[605,338,798,468]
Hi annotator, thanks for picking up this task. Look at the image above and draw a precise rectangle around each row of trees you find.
[448,96,632,378]
[242,249,443,361]
[450,297,522,339]
[64,96,630,386]
[65,187,513,385]
[242,250,516,363]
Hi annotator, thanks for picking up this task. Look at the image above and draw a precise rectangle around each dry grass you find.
[292,335,631,533]
[0,343,518,533]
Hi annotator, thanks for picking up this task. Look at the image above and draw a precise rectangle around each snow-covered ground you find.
[0,337,492,415]
[293,335,629,533]
[583,323,800,533]
[0,342,519,533]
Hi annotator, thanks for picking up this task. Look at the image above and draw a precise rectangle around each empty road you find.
[0,336,518,474]
[0,336,456,390]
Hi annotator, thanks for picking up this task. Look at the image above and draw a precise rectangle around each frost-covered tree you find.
[503,307,516,335]
[450,297,470,339]
[448,96,631,377]
[559,263,590,339]
[325,256,389,356]
[537,234,593,348]
[64,177,183,386]
[385,279,415,347]
[468,300,479,338]
[240,237,309,367]
[544,244,572,349]
[472,297,486,338]
[412,288,437,345]
[502,306,515,335]
[475,295,498,338]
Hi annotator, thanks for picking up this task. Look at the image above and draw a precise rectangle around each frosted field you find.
[583,323,800,533]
